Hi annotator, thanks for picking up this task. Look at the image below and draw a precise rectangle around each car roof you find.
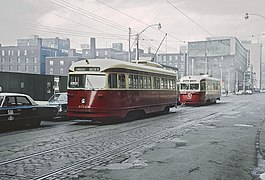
[0,93,30,96]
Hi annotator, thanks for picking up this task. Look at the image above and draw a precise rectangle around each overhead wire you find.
[166,0,214,37]
[95,0,185,43]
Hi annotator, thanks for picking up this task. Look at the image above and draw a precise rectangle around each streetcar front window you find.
[180,83,189,90]
[68,74,105,89]
[69,75,86,88]
[190,83,199,90]
[86,75,106,90]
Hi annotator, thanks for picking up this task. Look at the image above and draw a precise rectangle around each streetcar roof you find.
[179,75,220,82]
[69,59,177,76]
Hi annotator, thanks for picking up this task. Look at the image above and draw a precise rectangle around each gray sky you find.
[0,0,265,53]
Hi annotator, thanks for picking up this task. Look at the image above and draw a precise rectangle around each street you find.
[0,93,265,179]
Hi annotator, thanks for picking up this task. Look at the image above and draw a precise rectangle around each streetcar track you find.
[0,110,221,167]
[35,111,222,179]
[0,100,246,179]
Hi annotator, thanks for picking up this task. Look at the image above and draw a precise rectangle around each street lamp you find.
[135,23,161,60]
[245,12,265,20]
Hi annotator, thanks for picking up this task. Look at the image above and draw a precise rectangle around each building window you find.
[1,65,4,71]
[33,65,37,72]
[105,51,108,56]
[60,68,64,74]
[60,60,64,66]
[96,51,99,57]
[1,57,4,63]
[9,65,13,71]
[175,56,178,60]
[25,57,29,63]
[9,57,12,63]
[17,57,21,63]
[17,50,20,56]
[33,57,37,63]
[17,65,21,72]
[50,61,54,66]
[11,50,14,56]
[1,50,4,56]
[25,65,29,72]
[24,50,27,55]
[169,56,172,61]
[50,68,53,74]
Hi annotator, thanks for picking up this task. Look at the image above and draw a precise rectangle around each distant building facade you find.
[156,53,187,78]
[0,35,70,75]
[188,37,248,92]
[241,41,263,89]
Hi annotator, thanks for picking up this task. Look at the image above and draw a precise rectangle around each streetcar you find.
[179,75,221,105]
[67,59,178,123]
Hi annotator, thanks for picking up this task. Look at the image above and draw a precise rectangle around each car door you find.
[15,96,37,122]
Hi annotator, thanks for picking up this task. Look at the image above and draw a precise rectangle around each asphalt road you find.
[0,93,265,179]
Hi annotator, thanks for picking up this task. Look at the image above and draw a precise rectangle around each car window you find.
[4,96,16,107]
[16,96,32,106]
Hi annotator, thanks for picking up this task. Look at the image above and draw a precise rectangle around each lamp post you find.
[135,23,161,60]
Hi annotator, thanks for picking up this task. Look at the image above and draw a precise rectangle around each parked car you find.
[0,93,58,130]
[235,90,244,95]
[246,90,253,95]
[48,92,68,119]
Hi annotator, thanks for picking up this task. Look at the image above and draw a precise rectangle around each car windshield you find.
[0,96,3,106]
[49,94,67,102]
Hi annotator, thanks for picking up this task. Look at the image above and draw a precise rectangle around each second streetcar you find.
[179,75,221,105]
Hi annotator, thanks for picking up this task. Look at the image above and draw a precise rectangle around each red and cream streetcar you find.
[179,75,221,105]
[67,59,177,123]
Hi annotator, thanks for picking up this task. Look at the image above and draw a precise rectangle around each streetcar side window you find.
[200,81,206,91]
[133,75,139,89]
[108,73,117,88]
[147,76,152,89]
[129,74,133,89]
[139,76,143,89]
[143,76,147,89]
[118,74,126,89]
[161,78,164,89]
[153,77,160,89]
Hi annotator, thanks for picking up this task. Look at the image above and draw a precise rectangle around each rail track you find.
[0,101,246,179]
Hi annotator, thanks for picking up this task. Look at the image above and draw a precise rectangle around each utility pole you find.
[128,28,131,62]
[136,33,140,60]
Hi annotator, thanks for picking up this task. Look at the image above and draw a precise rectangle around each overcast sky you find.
[0,0,265,53]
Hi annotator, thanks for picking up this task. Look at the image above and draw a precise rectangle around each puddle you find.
[233,124,254,128]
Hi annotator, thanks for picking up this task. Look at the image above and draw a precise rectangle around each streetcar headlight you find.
[81,98,86,104]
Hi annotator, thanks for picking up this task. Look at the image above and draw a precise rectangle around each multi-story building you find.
[156,53,187,78]
[241,41,263,89]
[261,63,265,90]
[45,49,82,76]
[188,37,248,92]
[0,36,70,74]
